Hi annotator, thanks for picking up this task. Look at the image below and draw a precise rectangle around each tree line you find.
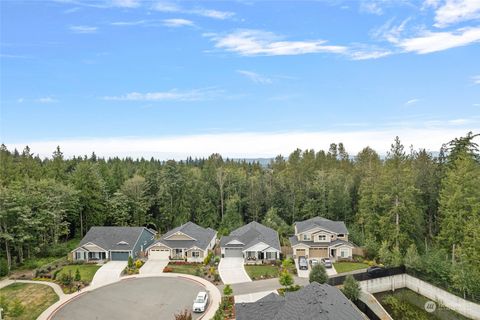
[0,133,479,298]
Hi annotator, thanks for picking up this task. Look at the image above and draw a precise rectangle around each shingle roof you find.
[290,236,355,248]
[235,283,365,320]
[219,221,281,251]
[78,227,154,251]
[295,217,349,234]
[153,222,217,251]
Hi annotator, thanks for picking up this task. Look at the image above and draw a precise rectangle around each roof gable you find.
[160,222,217,250]
[295,217,349,235]
[77,227,151,251]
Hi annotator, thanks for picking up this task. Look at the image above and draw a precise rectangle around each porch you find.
[74,250,107,262]
[244,250,278,264]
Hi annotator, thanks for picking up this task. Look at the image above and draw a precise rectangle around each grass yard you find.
[56,264,101,283]
[0,283,59,320]
[165,263,201,276]
[333,262,369,274]
[245,265,279,280]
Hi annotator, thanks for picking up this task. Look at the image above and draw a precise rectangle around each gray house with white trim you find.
[220,221,281,263]
[71,226,157,261]
[146,222,217,262]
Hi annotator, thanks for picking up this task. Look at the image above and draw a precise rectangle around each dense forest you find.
[0,133,479,300]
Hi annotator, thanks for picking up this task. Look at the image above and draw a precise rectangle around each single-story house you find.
[71,226,156,261]
[146,222,217,263]
[290,216,356,260]
[220,221,281,263]
[235,282,365,320]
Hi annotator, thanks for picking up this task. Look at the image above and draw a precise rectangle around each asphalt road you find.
[52,277,205,320]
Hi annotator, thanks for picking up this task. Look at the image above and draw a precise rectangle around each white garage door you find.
[149,248,170,260]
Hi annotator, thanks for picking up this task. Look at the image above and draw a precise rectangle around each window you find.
[341,249,348,257]
[192,251,200,258]
[338,234,344,238]
[318,235,327,241]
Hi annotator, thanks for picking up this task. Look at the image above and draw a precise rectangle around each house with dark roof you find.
[235,282,366,320]
[290,216,355,260]
[219,221,281,263]
[71,226,157,261]
[146,222,217,262]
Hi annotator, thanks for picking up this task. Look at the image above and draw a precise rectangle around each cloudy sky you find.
[1,0,479,159]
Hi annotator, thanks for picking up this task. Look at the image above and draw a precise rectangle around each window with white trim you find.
[318,235,327,241]
[192,251,200,258]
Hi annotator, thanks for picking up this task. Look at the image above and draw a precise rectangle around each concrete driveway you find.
[52,277,204,320]
[218,257,251,284]
[90,261,127,288]
[294,259,310,278]
[326,265,337,276]
[140,259,169,275]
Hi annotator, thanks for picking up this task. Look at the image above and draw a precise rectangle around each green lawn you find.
[166,263,202,276]
[245,265,279,280]
[0,283,59,320]
[56,264,101,283]
[333,262,369,274]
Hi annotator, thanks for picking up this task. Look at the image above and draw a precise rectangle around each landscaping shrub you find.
[341,275,360,301]
[163,267,173,273]
[214,256,220,264]
[223,284,233,296]
[309,264,327,284]
[214,272,221,282]
[135,259,143,269]
[127,256,134,268]
[74,268,81,281]
[204,251,214,265]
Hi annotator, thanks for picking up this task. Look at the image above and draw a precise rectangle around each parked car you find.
[367,266,387,278]
[298,256,308,270]
[320,258,332,268]
[192,291,209,313]
[310,259,319,267]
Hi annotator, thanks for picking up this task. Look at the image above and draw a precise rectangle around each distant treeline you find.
[0,133,479,299]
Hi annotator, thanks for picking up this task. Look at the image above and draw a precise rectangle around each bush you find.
[127,256,134,268]
[214,256,220,264]
[204,251,214,265]
[279,270,294,288]
[0,259,9,277]
[174,308,192,320]
[342,275,360,301]
[214,272,221,282]
[163,267,173,273]
[223,284,233,296]
[309,264,327,284]
[74,268,81,281]
[59,271,73,286]
[135,259,143,269]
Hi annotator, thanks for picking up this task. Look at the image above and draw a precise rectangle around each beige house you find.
[290,217,355,260]
[146,222,217,263]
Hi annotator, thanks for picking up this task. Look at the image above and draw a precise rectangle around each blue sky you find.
[1,0,479,159]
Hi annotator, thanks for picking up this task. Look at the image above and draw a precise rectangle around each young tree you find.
[309,264,328,284]
[342,275,360,301]
[404,243,421,270]
[74,268,81,281]
[279,270,294,289]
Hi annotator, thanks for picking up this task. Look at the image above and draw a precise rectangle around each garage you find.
[295,248,306,257]
[111,251,130,261]
[224,248,243,258]
[149,247,170,260]
[309,247,328,258]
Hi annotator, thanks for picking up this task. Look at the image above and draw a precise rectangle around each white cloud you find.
[433,0,480,28]
[152,1,234,20]
[472,75,480,84]
[163,18,194,27]
[36,97,58,103]
[111,0,140,8]
[110,20,147,26]
[206,29,347,56]
[102,88,221,101]
[6,126,478,160]
[348,48,392,60]
[236,70,272,84]
[396,26,480,54]
[405,98,420,105]
[360,1,384,15]
[69,25,98,33]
